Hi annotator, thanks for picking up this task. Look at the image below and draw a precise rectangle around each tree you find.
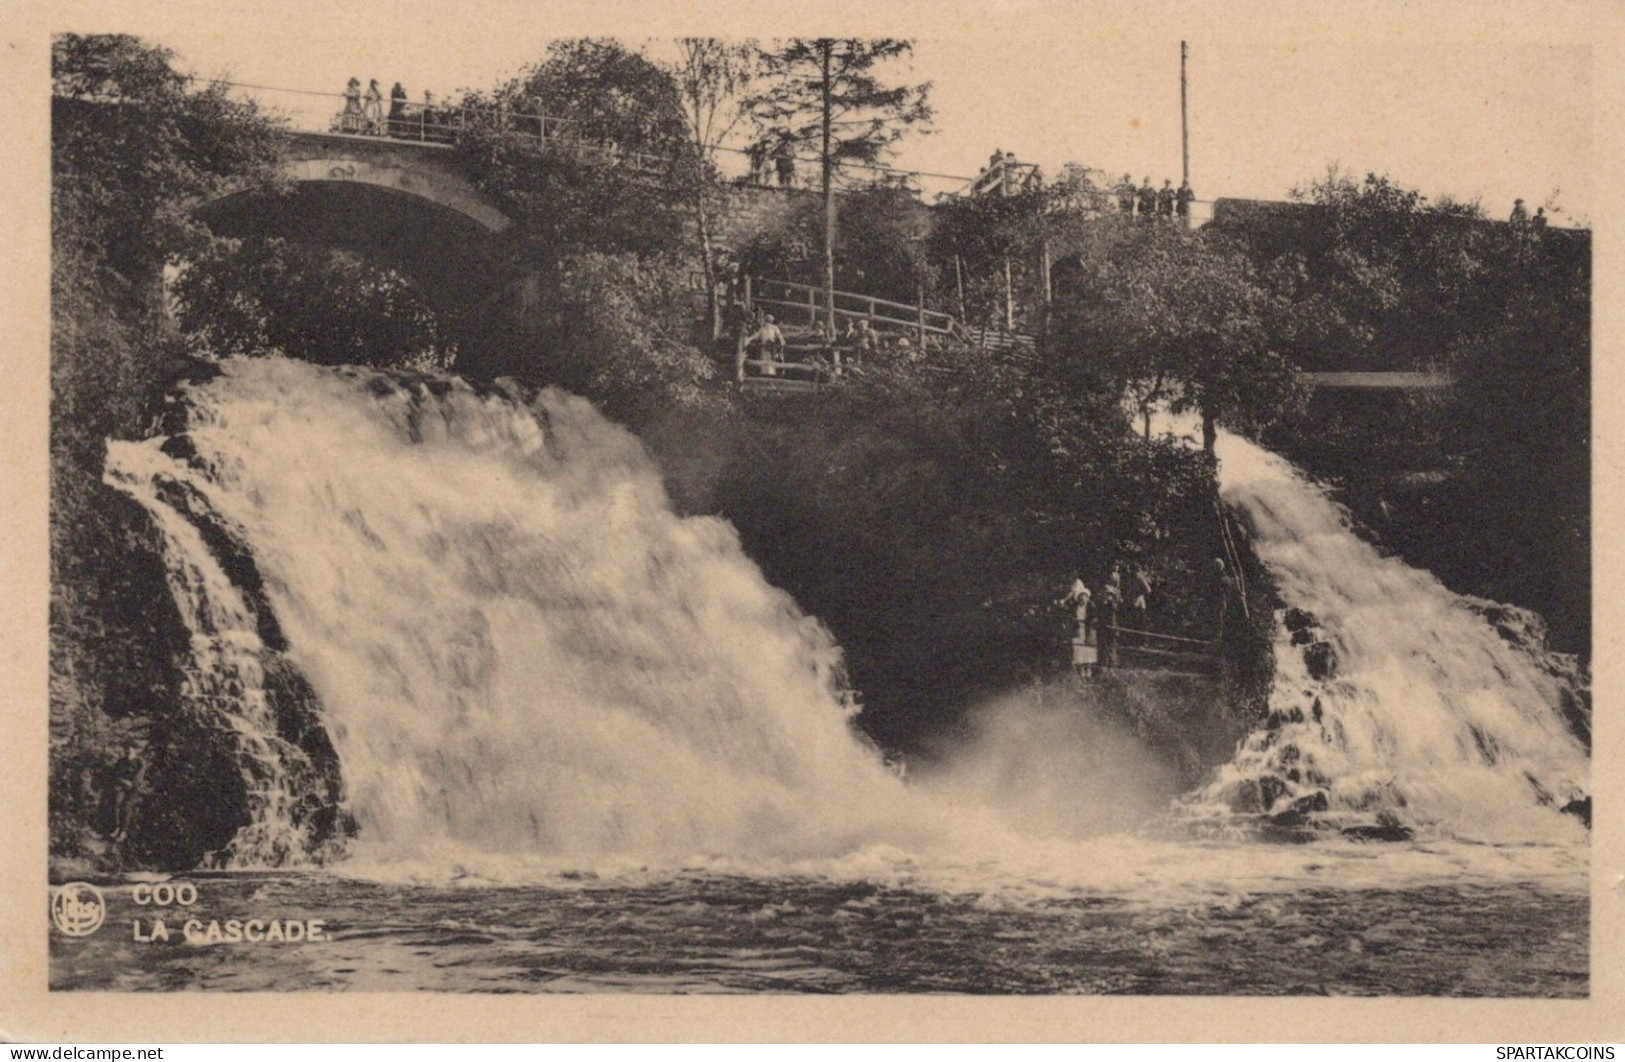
[53,34,283,285]
[457,39,698,263]
[1052,227,1303,452]
[670,39,757,337]
[747,39,932,332]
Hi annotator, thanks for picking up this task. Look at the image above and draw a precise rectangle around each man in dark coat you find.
[1156,179,1176,220]
[1137,177,1157,220]
[1176,179,1196,224]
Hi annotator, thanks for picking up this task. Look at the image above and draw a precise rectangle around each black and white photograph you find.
[6,0,1621,1041]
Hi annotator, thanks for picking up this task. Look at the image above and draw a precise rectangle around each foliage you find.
[703,346,1225,749]
[746,39,932,327]
[927,162,1113,329]
[53,33,284,282]
[734,179,931,305]
[456,39,700,263]
[1050,226,1305,450]
[51,33,285,870]
[171,237,454,369]
[471,252,719,428]
[1241,170,1591,655]
[1441,228,1589,653]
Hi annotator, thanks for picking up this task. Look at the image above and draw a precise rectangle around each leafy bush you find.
[172,237,454,369]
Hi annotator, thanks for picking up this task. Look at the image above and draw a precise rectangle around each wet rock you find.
[1290,627,1315,646]
[1282,607,1317,633]
[1229,779,1264,814]
[1561,797,1591,828]
[1303,641,1338,681]
[1268,790,1330,828]
[1341,811,1413,842]
[1258,774,1288,811]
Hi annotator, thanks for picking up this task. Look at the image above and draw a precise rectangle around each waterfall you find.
[1194,430,1589,843]
[104,358,1587,870]
[104,357,926,868]
[102,445,322,865]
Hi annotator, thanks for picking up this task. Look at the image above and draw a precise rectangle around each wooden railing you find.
[1098,624,1221,676]
[742,276,957,345]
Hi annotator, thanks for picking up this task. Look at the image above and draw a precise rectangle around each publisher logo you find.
[51,882,106,937]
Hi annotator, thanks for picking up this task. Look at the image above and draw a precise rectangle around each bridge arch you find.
[191,132,519,329]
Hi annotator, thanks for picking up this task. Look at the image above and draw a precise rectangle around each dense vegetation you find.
[51,34,284,866]
[1218,173,1590,655]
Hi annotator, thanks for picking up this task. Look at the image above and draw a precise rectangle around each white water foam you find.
[107,357,957,869]
[1194,429,1588,843]
[104,360,1587,892]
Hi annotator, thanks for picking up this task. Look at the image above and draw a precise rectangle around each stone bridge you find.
[194,131,520,331]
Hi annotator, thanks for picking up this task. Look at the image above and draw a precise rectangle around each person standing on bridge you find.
[1116,173,1136,215]
[340,77,363,134]
[1176,179,1195,225]
[388,82,408,137]
[363,79,384,135]
[1137,177,1157,221]
[773,139,796,188]
[1156,179,1176,221]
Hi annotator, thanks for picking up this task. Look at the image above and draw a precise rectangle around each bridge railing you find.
[743,277,958,342]
[208,81,676,173]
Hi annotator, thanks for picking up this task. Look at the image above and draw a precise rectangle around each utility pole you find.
[1180,41,1190,187]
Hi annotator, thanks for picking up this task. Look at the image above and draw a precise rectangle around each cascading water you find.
[74,364,1593,994]
[103,448,324,866]
[1191,429,1589,843]
[105,356,937,870]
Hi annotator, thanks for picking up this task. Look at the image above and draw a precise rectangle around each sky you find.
[41,0,1602,223]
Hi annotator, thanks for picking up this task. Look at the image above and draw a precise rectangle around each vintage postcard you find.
[2,0,1622,1043]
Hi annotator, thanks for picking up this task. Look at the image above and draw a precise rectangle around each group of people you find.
[336,78,455,143]
[1061,563,1154,671]
[1508,198,1550,232]
[735,313,918,382]
[970,150,1044,198]
[744,138,799,189]
[1115,174,1196,224]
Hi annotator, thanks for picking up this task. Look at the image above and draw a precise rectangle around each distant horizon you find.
[49,3,1594,225]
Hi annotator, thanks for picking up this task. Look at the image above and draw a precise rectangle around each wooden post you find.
[808,286,817,327]
[954,255,967,321]
[1041,238,1053,305]
[1003,257,1014,331]
[1181,41,1190,187]
[917,277,927,349]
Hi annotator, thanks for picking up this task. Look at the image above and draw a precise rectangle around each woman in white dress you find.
[362,79,384,135]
